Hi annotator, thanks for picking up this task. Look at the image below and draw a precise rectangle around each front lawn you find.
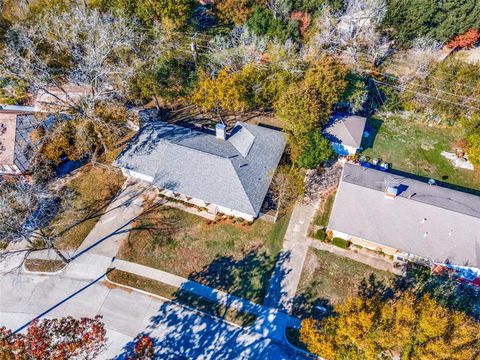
[117,205,291,304]
[53,165,125,250]
[293,248,396,318]
[361,115,480,191]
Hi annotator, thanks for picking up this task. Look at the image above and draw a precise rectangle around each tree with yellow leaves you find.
[300,292,480,360]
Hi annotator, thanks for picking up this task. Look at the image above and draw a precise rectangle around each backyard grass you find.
[293,248,396,318]
[108,269,257,327]
[117,205,292,304]
[361,115,480,192]
[53,165,125,250]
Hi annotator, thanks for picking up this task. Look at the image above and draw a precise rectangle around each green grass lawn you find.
[53,165,125,250]
[313,191,336,228]
[361,115,480,192]
[294,248,396,318]
[117,205,291,304]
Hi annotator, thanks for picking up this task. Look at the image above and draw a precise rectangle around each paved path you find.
[112,259,301,342]
[263,202,316,314]
[263,162,343,314]
[0,266,306,360]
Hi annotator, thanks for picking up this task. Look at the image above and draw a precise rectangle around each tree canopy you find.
[382,0,480,47]
[0,316,107,359]
[300,291,480,359]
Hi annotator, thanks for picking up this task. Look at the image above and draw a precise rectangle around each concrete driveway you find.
[0,268,305,359]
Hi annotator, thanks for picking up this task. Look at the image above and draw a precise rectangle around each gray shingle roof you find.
[114,121,286,217]
[328,163,480,267]
[324,115,366,148]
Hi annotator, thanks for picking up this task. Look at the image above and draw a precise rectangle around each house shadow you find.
[359,117,383,151]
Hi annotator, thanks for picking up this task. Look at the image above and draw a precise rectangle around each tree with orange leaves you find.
[447,29,480,49]
[0,316,107,359]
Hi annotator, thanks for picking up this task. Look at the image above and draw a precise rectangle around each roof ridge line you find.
[340,119,360,147]
[343,175,480,220]
[154,123,239,160]
[227,159,257,215]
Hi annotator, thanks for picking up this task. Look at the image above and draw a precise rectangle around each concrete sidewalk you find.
[112,259,301,341]
[263,201,316,313]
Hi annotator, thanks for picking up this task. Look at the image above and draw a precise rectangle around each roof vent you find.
[216,123,226,141]
[385,186,399,199]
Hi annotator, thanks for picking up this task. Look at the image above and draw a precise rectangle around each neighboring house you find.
[328,163,480,270]
[114,121,286,221]
[33,85,91,113]
[323,115,367,156]
[0,107,39,174]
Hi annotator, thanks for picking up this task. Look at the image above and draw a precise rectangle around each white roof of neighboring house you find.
[0,112,19,165]
[328,163,480,268]
[34,85,91,112]
[324,115,367,149]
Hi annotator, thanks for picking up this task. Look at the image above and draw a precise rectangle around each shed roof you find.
[324,115,367,148]
[114,121,286,217]
[328,163,480,268]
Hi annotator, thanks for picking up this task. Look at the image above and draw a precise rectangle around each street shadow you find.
[115,250,301,359]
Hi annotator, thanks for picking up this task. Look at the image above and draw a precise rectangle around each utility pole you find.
[191,33,198,68]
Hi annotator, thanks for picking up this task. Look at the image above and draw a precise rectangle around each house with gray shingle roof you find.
[328,163,480,270]
[113,121,286,221]
[0,107,39,174]
[323,115,367,155]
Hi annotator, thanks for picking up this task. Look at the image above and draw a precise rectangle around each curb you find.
[283,327,322,360]
[104,272,244,329]
[22,261,67,275]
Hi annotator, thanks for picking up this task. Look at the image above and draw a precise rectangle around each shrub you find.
[236,217,244,223]
[315,228,326,241]
[332,237,350,249]
[447,28,480,49]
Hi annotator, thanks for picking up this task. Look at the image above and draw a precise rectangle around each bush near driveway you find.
[331,237,350,249]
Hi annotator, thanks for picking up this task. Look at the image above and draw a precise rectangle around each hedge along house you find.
[328,163,480,271]
[113,121,286,222]
[323,115,367,156]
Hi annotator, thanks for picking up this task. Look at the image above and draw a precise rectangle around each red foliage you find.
[446,28,480,49]
[128,335,155,359]
[0,316,107,359]
[290,11,312,37]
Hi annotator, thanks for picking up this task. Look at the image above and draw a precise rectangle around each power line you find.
[370,78,480,112]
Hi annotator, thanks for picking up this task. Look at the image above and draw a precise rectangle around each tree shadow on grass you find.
[187,248,277,304]
[115,250,304,359]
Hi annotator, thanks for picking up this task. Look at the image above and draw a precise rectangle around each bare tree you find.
[266,0,291,20]
[308,0,391,67]
[0,177,72,266]
[205,26,268,75]
[0,6,143,151]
